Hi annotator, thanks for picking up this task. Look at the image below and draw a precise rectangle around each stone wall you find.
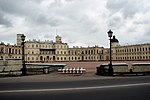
[0,59,22,72]
[0,59,22,66]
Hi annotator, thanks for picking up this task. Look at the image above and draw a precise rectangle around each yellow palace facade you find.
[0,34,149,62]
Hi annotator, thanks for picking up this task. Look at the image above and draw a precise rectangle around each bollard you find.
[58,67,86,74]
[62,68,65,73]
[66,68,68,73]
[76,67,79,74]
[69,68,72,73]
[80,67,83,74]
[73,68,76,74]
[58,69,62,73]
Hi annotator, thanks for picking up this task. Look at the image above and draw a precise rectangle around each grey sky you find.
[0,0,150,47]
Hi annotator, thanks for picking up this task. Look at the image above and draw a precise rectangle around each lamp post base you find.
[22,67,27,76]
[108,64,113,76]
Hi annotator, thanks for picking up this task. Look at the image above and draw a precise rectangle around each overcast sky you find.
[0,0,150,47]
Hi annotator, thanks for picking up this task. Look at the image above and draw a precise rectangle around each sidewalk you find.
[0,72,113,83]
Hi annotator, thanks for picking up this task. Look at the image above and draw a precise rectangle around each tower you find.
[111,36,120,47]
[17,34,23,46]
[55,35,62,43]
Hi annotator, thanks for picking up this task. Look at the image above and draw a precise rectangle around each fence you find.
[0,62,66,76]
[97,62,150,76]
[58,67,86,74]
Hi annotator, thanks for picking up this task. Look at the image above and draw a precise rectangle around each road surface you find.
[0,76,150,100]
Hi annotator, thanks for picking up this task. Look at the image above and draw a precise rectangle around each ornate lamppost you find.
[21,34,26,76]
[107,29,113,76]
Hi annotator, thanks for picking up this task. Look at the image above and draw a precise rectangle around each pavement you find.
[1,61,150,83]
[0,71,115,83]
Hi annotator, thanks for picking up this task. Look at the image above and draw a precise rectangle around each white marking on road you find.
[0,83,150,93]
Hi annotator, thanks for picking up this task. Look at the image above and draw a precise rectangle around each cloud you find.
[105,0,150,45]
[0,0,150,47]
[0,11,12,27]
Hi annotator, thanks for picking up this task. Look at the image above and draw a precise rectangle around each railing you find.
[0,63,66,76]
[0,65,22,76]
[25,63,66,75]
[131,63,150,75]
[58,67,86,74]
[97,62,150,76]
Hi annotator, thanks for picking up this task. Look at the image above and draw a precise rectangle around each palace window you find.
[140,48,142,51]
[78,57,80,60]
[19,50,21,54]
[32,57,34,60]
[68,51,70,55]
[75,51,77,55]
[15,49,17,54]
[85,50,87,54]
[91,50,93,54]
[89,50,90,54]
[86,57,87,60]
[75,57,77,60]
[146,47,148,51]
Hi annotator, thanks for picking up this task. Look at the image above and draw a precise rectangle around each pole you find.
[109,37,113,76]
[22,41,26,76]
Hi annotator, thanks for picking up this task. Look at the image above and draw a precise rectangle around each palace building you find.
[19,35,104,62]
[0,42,22,60]
[104,36,150,61]
[0,34,150,62]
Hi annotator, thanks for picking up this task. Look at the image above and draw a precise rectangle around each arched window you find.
[75,57,77,60]
[81,51,84,54]
[91,50,93,54]
[68,51,70,55]
[15,49,17,54]
[89,50,90,54]
[19,49,21,54]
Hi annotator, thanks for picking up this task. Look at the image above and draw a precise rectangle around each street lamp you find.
[107,29,113,76]
[21,34,26,76]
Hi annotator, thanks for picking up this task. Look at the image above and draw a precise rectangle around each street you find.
[0,76,150,100]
